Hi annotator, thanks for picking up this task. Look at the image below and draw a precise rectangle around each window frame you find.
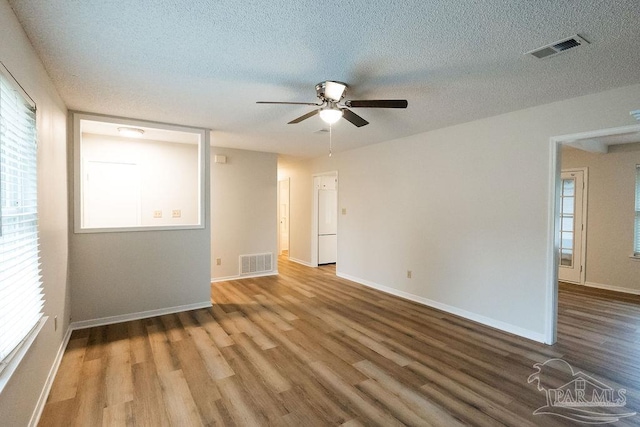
[73,112,207,234]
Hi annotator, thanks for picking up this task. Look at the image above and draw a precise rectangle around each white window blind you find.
[635,165,640,256]
[0,65,44,375]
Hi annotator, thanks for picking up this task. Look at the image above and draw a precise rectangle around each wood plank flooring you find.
[39,260,640,426]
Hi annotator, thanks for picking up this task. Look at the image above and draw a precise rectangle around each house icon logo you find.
[528,359,636,424]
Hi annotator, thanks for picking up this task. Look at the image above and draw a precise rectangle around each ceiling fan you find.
[257,81,408,127]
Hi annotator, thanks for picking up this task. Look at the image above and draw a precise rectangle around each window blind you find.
[0,66,43,374]
[635,165,640,256]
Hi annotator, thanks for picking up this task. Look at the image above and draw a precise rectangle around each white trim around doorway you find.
[546,123,640,345]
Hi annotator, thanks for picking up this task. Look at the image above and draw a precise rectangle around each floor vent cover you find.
[240,253,273,275]
[526,34,589,59]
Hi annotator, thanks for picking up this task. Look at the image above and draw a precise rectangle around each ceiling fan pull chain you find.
[329,124,333,157]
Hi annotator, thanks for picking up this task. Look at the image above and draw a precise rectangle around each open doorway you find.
[278,178,290,257]
[547,123,640,344]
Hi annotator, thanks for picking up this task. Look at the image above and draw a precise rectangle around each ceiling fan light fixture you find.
[258,80,406,128]
[117,126,145,138]
[319,108,343,124]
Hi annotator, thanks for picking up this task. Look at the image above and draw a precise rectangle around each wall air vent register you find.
[240,253,273,275]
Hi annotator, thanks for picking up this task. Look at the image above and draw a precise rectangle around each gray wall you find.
[0,0,70,425]
[69,121,211,323]
[283,83,640,342]
[211,148,278,279]
[562,144,640,292]
[69,228,211,322]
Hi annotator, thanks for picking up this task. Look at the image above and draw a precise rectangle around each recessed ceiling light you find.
[117,127,145,137]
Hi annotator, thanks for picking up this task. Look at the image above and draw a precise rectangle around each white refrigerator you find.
[318,189,337,264]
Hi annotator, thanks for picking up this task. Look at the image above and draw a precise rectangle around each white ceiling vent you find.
[240,253,273,276]
[631,110,640,121]
[526,35,589,59]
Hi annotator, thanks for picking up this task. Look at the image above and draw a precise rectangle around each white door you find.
[279,179,290,254]
[558,170,586,283]
[83,161,140,228]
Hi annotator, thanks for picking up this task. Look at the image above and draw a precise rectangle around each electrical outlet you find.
[341,208,347,215]
[216,258,222,266]
[153,210,162,218]
[407,270,412,279]
[172,209,181,218]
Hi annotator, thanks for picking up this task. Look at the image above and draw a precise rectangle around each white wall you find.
[69,132,210,323]
[0,0,70,425]
[211,148,278,279]
[82,134,200,226]
[282,83,640,342]
[562,144,640,292]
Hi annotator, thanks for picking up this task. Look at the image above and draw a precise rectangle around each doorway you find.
[278,178,290,256]
[547,123,640,344]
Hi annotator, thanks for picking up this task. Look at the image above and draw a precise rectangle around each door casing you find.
[547,123,640,345]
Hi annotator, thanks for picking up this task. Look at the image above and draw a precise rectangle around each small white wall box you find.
[214,155,227,164]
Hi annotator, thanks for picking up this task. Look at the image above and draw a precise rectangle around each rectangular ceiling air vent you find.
[526,34,589,59]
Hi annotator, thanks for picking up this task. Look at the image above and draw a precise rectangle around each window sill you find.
[630,255,640,261]
[74,224,204,234]
[0,316,47,395]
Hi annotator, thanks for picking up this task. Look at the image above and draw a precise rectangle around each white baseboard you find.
[69,301,212,330]
[583,281,640,296]
[211,270,278,283]
[29,326,72,427]
[336,272,546,344]
[288,257,313,267]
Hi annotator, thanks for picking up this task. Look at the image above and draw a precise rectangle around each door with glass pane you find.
[558,170,585,283]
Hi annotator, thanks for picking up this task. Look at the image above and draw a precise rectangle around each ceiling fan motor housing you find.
[316,81,348,102]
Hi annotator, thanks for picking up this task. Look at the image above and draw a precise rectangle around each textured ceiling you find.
[8,0,640,158]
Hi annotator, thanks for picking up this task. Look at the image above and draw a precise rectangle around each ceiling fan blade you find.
[345,99,408,108]
[257,101,322,106]
[288,109,319,124]
[342,109,369,127]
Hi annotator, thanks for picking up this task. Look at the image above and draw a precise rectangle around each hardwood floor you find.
[39,260,640,426]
